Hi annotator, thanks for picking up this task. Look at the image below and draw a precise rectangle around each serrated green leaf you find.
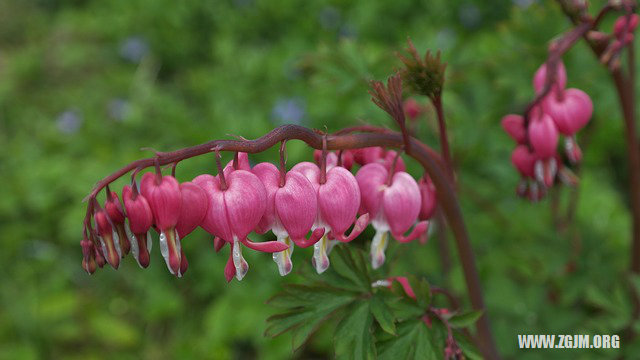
[378,318,440,360]
[455,331,484,360]
[407,276,431,308]
[334,301,376,360]
[448,310,483,329]
[370,294,396,335]
[266,283,356,308]
[330,246,372,292]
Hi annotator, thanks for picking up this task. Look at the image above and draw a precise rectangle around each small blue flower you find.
[119,36,149,63]
[56,109,82,134]
[271,98,306,125]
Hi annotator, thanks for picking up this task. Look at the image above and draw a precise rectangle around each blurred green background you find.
[1,0,638,358]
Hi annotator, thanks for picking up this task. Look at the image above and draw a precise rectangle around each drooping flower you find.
[291,162,369,274]
[140,172,182,275]
[313,149,354,171]
[104,191,131,256]
[352,147,406,172]
[542,88,592,164]
[253,162,324,276]
[418,175,437,221]
[80,235,97,274]
[501,114,527,144]
[172,182,209,277]
[122,184,154,268]
[511,145,543,201]
[94,208,121,269]
[356,162,428,269]
[194,169,288,281]
[224,152,252,173]
[527,111,559,187]
[533,61,567,94]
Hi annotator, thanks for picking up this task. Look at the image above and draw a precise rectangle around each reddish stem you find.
[214,149,228,190]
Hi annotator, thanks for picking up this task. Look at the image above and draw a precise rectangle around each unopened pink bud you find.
[94,209,121,269]
[404,98,422,120]
[528,113,558,159]
[511,145,536,178]
[533,61,567,94]
[176,182,209,239]
[418,176,437,221]
[614,14,639,38]
[140,173,182,230]
[501,114,527,144]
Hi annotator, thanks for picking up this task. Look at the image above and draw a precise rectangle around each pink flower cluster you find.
[502,60,593,201]
[82,148,437,281]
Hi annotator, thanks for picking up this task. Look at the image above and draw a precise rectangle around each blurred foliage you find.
[1,0,640,358]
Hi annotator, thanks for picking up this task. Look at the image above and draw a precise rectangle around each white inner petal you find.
[112,229,122,258]
[126,223,140,265]
[312,231,330,274]
[273,236,294,276]
[232,237,249,281]
[370,230,388,269]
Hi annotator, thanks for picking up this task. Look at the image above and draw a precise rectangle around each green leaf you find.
[265,284,357,351]
[407,276,431,308]
[329,246,372,292]
[455,331,484,360]
[378,318,440,360]
[448,310,483,329]
[370,294,396,335]
[334,301,376,360]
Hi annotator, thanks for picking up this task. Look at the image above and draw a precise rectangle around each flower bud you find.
[94,209,121,269]
[140,172,182,275]
[122,185,153,268]
[105,191,131,256]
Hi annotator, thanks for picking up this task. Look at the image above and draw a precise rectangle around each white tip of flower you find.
[112,229,122,258]
[273,237,294,276]
[233,239,249,281]
[126,222,141,266]
[370,230,389,269]
[159,230,173,275]
[312,234,330,274]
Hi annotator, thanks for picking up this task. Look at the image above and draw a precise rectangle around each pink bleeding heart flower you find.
[292,162,369,274]
[140,172,182,276]
[542,88,592,164]
[614,14,639,39]
[105,191,131,256]
[353,147,385,165]
[94,208,121,269]
[542,88,592,135]
[194,169,287,281]
[511,145,538,198]
[91,232,106,268]
[176,182,209,239]
[418,175,437,221]
[224,152,251,173]
[404,98,422,120]
[501,114,527,144]
[172,182,209,277]
[122,184,153,268]
[511,145,536,179]
[253,162,324,276]
[382,150,406,173]
[313,150,354,171]
[528,112,558,159]
[533,61,567,94]
[355,163,428,269]
[80,234,97,274]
